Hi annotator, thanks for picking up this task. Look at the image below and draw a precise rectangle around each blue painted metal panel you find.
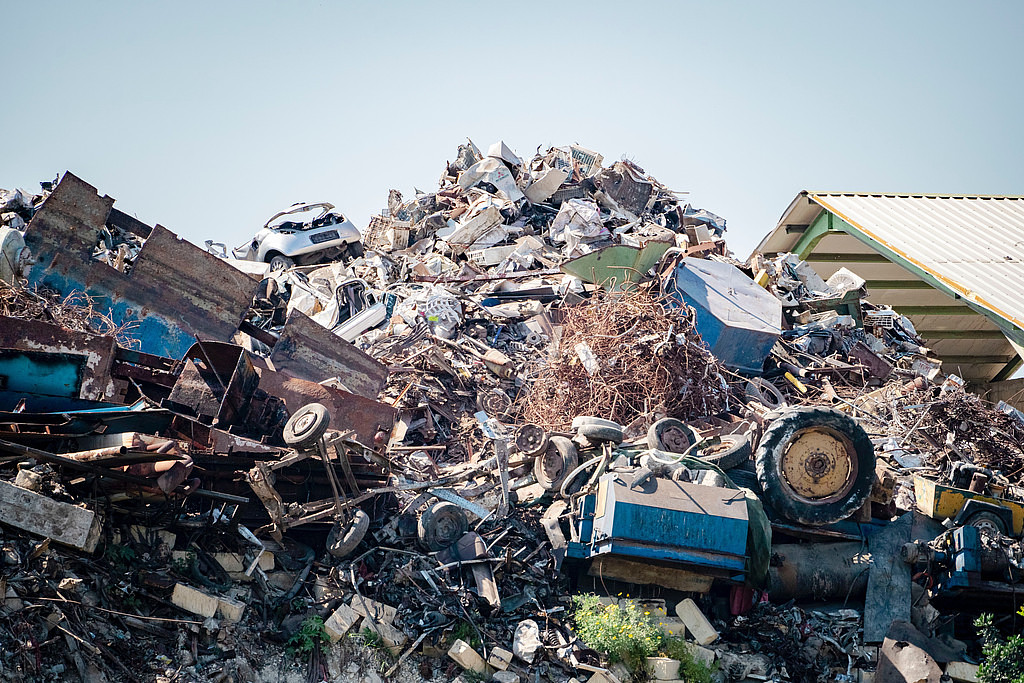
[664,258,782,374]
[0,350,85,399]
[583,473,749,575]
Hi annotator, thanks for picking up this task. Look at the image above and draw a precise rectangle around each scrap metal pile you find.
[0,144,1020,683]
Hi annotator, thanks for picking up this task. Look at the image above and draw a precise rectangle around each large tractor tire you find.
[754,406,875,526]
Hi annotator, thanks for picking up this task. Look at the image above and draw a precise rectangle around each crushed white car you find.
[232,202,363,270]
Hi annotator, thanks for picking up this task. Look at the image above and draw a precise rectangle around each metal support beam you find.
[865,280,935,290]
[805,253,892,263]
[894,306,976,316]
[916,330,1007,340]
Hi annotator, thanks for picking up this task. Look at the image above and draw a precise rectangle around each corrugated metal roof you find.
[753,192,1024,384]
[809,193,1024,330]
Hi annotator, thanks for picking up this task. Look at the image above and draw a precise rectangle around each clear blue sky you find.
[2,1,1021,259]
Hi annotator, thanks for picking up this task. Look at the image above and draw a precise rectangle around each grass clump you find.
[662,636,715,683]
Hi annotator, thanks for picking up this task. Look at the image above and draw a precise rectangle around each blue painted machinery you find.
[663,257,782,374]
[568,473,749,582]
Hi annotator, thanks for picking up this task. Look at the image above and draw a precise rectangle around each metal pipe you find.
[768,543,871,602]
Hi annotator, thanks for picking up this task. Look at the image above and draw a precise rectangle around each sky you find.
[2,1,1022,260]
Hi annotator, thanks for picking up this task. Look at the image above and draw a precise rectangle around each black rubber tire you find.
[745,378,786,409]
[648,418,696,454]
[577,422,623,444]
[418,502,469,551]
[694,433,752,471]
[268,253,295,271]
[327,509,370,558]
[283,403,331,449]
[755,406,875,526]
[571,416,621,431]
[534,436,579,491]
[965,510,1008,537]
[346,241,364,259]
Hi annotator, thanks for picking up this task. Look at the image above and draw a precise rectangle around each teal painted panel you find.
[0,350,85,399]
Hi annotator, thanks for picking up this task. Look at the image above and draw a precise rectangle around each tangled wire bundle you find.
[519,290,730,430]
[0,280,140,347]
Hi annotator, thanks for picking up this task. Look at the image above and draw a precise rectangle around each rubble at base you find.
[0,142,1022,683]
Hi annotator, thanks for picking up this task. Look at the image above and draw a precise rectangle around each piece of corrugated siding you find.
[810,194,1024,329]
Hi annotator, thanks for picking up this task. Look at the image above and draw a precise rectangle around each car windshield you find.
[265,203,338,230]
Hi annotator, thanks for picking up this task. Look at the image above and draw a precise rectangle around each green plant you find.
[461,670,488,683]
[349,627,395,662]
[976,613,1024,683]
[450,621,482,651]
[572,594,664,678]
[170,551,196,576]
[287,616,329,658]
[105,544,136,569]
[661,636,715,683]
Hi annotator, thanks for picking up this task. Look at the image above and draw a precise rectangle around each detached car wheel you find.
[755,406,875,526]
[327,509,370,558]
[577,421,623,444]
[418,501,469,551]
[283,403,331,449]
[647,418,695,454]
[694,433,752,471]
[534,436,578,491]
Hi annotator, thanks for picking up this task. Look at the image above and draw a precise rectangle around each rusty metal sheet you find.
[256,367,395,448]
[0,316,123,403]
[23,173,258,360]
[269,310,388,399]
[595,161,653,214]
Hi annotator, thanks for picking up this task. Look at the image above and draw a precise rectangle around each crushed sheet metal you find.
[23,173,258,360]
[255,367,395,448]
[0,316,122,404]
[428,487,492,520]
[269,309,388,400]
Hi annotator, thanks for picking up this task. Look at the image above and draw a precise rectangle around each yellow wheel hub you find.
[780,428,854,500]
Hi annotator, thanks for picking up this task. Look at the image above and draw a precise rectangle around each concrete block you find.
[216,595,245,623]
[448,638,487,674]
[171,583,218,619]
[946,661,980,682]
[681,642,716,668]
[492,672,520,683]
[349,595,397,625]
[646,657,680,680]
[363,616,408,656]
[655,617,687,637]
[487,646,513,671]
[324,603,360,643]
[313,575,347,603]
[0,479,102,552]
[675,598,718,645]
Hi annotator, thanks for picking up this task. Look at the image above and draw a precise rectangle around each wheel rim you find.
[659,424,692,453]
[291,410,318,438]
[970,515,1003,537]
[540,445,566,481]
[778,426,858,504]
[516,425,547,456]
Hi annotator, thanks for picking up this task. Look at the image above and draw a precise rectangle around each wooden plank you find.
[587,556,713,593]
[0,479,101,552]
